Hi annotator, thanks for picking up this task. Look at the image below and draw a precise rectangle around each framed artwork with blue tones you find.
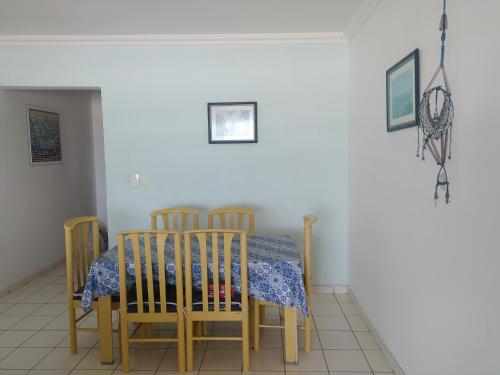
[208,102,257,144]
[386,49,420,132]
[27,106,62,164]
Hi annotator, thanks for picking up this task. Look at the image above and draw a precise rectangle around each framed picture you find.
[27,106,62,164]
[208,102,257,144]
[386,49,420,132]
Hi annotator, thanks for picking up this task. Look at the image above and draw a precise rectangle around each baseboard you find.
[311,284,348,294]
[333,285,348,294]
[0,258,65,297]
[348,287,406,375]
[312,284,333,294]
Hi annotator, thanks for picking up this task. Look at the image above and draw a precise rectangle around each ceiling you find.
[0,0,370,36]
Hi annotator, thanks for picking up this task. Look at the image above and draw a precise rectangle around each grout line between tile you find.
[342,297,375,375]
[0,280,391,374]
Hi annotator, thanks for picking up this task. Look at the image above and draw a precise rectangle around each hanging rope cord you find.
[440,0,447,67]
[417,0,448,153]
[436,0,451,204]
[440,0,453,160]
[416,0,453,204]
[417,0,450,158]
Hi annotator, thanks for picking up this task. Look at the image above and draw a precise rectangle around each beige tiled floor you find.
[0,264,394,374]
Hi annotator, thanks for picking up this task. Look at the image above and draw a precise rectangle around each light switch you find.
[130,173,140,186]
[130,173,150,186]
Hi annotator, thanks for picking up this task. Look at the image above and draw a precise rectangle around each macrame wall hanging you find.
[417,0,454,204]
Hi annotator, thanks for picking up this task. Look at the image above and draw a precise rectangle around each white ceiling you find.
[0,0,370,35]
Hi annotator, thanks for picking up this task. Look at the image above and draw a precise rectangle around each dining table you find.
[81,234,308,365]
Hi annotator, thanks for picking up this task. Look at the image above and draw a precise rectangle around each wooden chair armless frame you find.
[184,229,250,372]
[117,230,185,373]
[64,216,120,354]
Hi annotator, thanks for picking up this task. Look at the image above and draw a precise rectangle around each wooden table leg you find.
[97,296,114,364]
[283,307,298,364]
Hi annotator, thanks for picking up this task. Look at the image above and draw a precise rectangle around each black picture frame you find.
[386,49,420,132]
[207,102,257,144]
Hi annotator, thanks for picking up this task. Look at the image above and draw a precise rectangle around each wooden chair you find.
[252,215,318,352]
[150,207,199,231]
[64,216,120,354]
[117,230,185,373]
[184,230,250,372]
[207,207,255,236]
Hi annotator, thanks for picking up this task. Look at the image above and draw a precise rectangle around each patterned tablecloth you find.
[81,234,308,315]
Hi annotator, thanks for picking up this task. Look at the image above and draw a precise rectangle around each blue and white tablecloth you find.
[81,234,308,316]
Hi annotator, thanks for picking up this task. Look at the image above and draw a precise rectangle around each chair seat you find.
[127,282,178,313]
[72,286,86,300]
[73,286,120,303]
[192,289,242,311]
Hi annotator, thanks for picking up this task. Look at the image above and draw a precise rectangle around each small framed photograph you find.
[208,102,257,144]
[386,49,420,132]
[27,106,62,164]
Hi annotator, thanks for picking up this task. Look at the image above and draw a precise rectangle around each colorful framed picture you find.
[208,102,257,144]
[27,106,62,164]
[386,49,420,132]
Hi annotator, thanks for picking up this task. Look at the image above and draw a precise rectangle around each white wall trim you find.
[0,32,346,45]
[348,287,406,375]
[344,0,382,40]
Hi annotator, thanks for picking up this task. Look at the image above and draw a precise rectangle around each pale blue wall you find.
[0,42,349,285]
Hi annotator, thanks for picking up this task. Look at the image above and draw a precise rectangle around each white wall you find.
[90,91,108,226]
[349,1,500,374]
[0,42,350,286]
[0,89,98,290]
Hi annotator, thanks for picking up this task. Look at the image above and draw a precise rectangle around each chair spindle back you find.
[303,215,318,305]
[184,230,248,313]
[64,216,100,294]
[207,207,255,236]
[150,208,200,232]
[117,230,184,314]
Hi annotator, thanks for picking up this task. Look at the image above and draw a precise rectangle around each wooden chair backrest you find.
[117,230,184,315]
[207,207,255,236]
[64,216,100,294]
[150,208,200,231]
[184,229,248,313]
[303,215,319,302]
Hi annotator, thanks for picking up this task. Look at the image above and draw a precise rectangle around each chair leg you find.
[68,305,77,354]
[242,313,250,372]
[119,312,130,373]
[253,299,260,351]
[117,312,123,358]
[304,315,312,353]
[249,299,254,338]
[186,316,194,372]
[177,312,186,373]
